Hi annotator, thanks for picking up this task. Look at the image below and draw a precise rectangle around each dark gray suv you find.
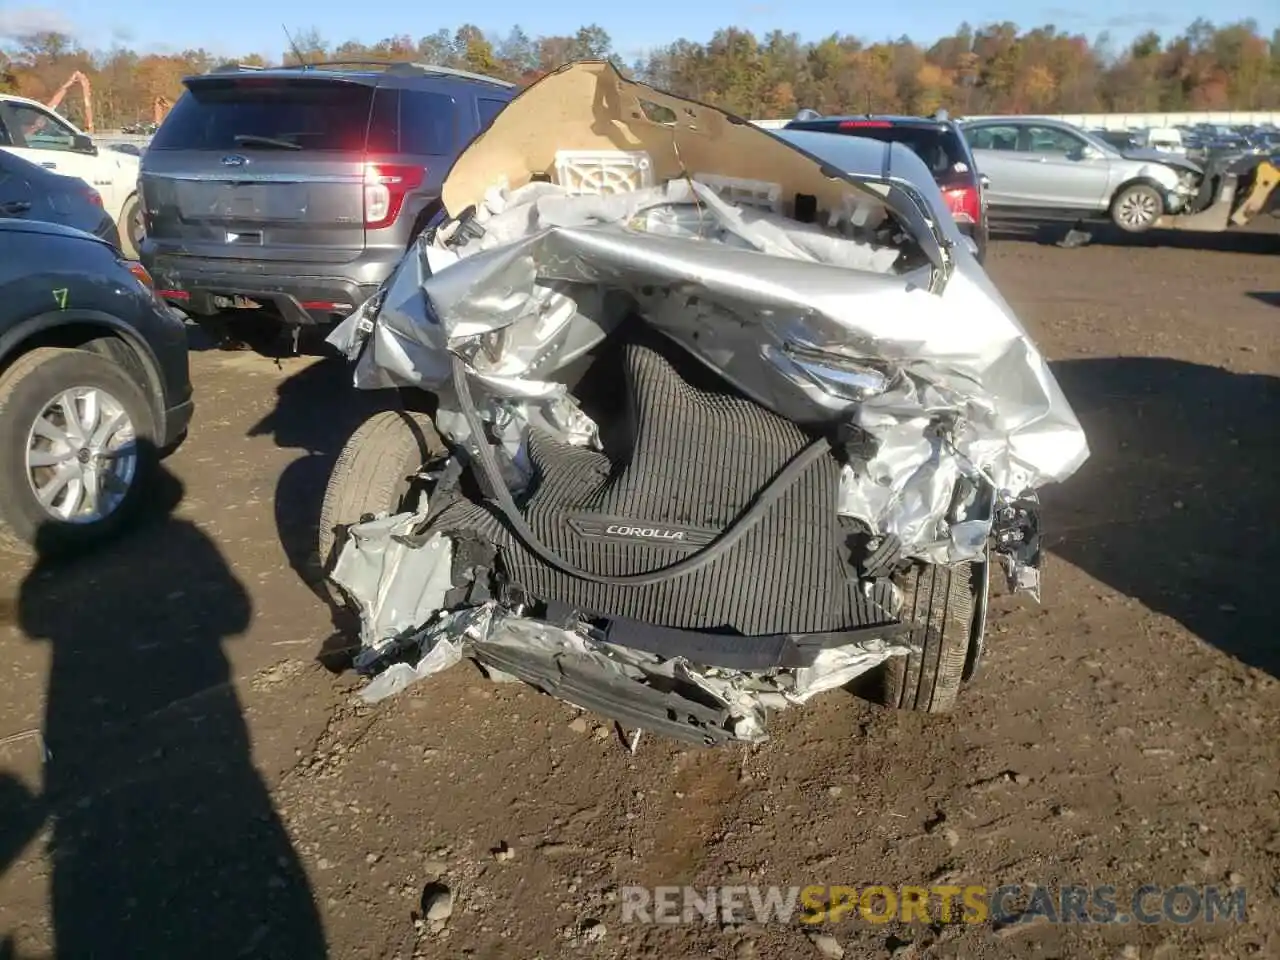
[139,61,515,331]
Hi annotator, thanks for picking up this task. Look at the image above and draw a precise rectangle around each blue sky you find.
[0,0,1276,62]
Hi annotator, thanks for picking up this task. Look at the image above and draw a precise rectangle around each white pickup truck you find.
[0,92,143,256]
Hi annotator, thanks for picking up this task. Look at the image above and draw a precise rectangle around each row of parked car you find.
[131,77,1277,344]
[8,67,1277,352]
[787,109,1280,247]
[0,59,1272,556]
[1090,122,1280,164]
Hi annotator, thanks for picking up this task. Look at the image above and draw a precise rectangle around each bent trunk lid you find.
[435,61,946,277]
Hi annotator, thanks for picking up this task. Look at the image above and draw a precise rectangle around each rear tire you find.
[881,561,981,713]
[317,409,444,572]
[1110,183,1163,233]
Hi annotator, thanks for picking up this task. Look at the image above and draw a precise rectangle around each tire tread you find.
[317,409,443,570]
[0,347,155,555]
[1110,183,1163,234]
[882,562,977,713]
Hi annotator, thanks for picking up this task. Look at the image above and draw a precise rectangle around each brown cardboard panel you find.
[441,60,881,222]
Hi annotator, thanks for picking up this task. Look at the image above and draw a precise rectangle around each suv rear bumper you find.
[145,253,395,326]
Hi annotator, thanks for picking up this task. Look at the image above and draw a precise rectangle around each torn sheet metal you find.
[331,182,1083,570]
[320,62,1092,744]
[329,61,1086,592]
[328,511,453,663]
[329,63,1086,575]
[338,513,916,743]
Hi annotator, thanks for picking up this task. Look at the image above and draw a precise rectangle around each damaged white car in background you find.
[321,61,1089,746]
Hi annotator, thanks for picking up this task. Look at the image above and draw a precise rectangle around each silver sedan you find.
[961,117,1203,232]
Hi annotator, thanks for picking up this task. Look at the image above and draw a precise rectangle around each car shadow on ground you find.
[1042,357,1280,678]
[182,313,340,357]
[1247,292,1280,308]
[2,458,326,958]
[247,357,398,668]
[992,218,1280,254]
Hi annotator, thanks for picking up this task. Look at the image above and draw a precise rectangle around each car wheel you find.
[0,347,157,555]
[879,560,982,713]
[1110,184,1163,233]
[317,409,444,572]
[119,193,144,259]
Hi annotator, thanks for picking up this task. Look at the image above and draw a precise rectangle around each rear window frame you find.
[148,75,381,154]
[395,87,462,157]
[476,97,509,128]
[363,86,464,157]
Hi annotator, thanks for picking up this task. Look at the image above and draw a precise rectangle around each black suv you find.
[139,61,516,332]
[784,110,990,262]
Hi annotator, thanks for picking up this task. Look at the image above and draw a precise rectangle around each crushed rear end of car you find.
[323,62,1089,745]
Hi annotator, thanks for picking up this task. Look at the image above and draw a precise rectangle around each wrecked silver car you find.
[321,61,1089,746]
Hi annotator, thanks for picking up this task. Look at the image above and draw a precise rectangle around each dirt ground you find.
[0,227,1277,960]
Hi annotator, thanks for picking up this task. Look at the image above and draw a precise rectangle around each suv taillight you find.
[364,162,426,228]
[941,183,980,225]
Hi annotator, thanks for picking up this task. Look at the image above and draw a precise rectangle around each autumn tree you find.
[0,51,18,93]
[282,27,329,65]
[1,18,1277,130]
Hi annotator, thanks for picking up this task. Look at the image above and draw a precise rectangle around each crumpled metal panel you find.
[330,173,1087,568]
[328,513,454,661]
[334,513,916,740]
[323,62,1090,739]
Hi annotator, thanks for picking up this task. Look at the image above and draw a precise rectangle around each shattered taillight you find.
[364,162,426,229]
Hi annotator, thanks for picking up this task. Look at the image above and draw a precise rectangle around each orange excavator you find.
[46,70,93,132]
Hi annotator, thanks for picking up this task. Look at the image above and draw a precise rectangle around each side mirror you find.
[72,133,98,156]
[979,173,991,189]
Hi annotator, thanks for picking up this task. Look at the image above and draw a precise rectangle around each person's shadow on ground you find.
[1043,357,1280,677]
[14,460,327,958]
